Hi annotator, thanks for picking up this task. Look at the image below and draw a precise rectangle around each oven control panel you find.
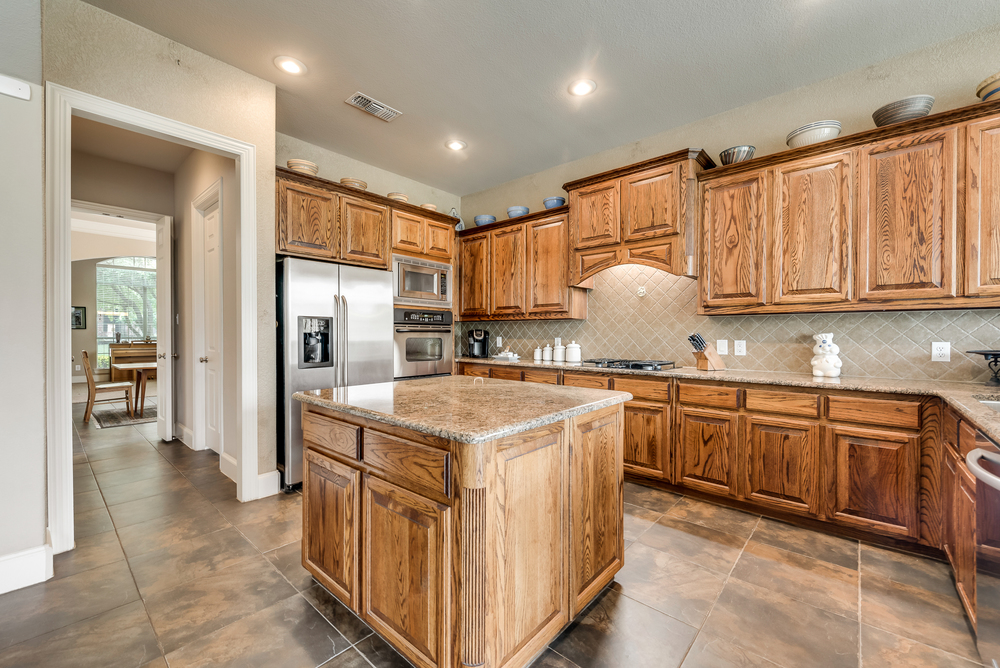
[394,308,453,325]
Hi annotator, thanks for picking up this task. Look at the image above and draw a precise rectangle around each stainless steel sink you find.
[978,398,1000,414]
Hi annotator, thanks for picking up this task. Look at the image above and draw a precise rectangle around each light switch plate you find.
[75,365,81,371]
[495,336,502,347]
[0,74,31,101]
[716,339,729,355]
[931,342,950,362]
[734,340,746,356]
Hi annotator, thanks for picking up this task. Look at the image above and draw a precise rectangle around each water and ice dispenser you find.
[297,316,333,368]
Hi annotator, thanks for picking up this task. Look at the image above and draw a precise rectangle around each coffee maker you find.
[468,329,490,358]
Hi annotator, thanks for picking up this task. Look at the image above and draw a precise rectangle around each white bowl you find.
[340,177,367,190]
[286,159,318,175]
[420,204,437,211]
[786,121,842,149]
[387,192,408,202]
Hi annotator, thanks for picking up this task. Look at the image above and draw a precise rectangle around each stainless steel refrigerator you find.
[277,257,393,489]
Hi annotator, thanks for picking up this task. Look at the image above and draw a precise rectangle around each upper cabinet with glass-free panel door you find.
[277,179,338,259]
[965,115,1000,297]
[340,194,390,269]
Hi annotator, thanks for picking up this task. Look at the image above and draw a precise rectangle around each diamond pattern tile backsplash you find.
[457,265,1000,383]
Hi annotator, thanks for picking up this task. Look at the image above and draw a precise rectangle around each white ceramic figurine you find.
[810,332,843,378]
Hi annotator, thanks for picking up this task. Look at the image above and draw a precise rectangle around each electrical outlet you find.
[716,339,728,355]
[75,365,81,371]
[734,340,746,356]
[637,286,646,297]
[931,342,951,362]
[495,336,502,347]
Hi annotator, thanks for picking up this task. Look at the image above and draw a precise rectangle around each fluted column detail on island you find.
[460,486,487,667]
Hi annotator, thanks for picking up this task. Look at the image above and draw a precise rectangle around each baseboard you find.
[258,470,281,498]
[0,544,53,595]
[220,451,238,481]
[174,422,194,448]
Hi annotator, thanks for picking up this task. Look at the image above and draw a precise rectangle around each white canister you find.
[542,344,553,361]
[553,344,566,362]
[533,347,543,361]
[566,341,582,363]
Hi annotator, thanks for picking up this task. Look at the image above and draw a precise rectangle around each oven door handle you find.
[395,328,453,334]
[967,448,1000,492]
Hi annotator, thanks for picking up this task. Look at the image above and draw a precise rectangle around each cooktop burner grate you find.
[584,359,676,370]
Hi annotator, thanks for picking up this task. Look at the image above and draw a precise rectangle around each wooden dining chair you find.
[82,350,134,422]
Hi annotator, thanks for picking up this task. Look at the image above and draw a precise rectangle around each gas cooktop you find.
[584,359,676,371]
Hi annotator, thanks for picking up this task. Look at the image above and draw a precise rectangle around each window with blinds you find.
[96,256,157,369]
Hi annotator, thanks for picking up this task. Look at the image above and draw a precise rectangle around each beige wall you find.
[70,259,100,381]
[277,133,462,216]
[173,150,240,470]
[72,231,156,261]
[45,0,278,474]
[71,151,175,216]
[462,22,1000,218]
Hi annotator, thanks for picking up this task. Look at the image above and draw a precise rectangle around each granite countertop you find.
[293,375,632,444]
[457,357,1000,445]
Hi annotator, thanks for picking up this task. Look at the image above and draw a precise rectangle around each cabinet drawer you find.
[826,396,921,430]
[563,372,611,389]
[959,421,978,458]
[302,410,361,460]
[744,389,819,418]
[491,366,523,381]
[678,383,740,410]
[363,430,450,500]
[612,376,670,402]
[461,364,490,378]
[523,369,559,385]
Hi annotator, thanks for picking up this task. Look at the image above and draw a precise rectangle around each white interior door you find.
[156,215,174,441]
[203,203,223,455]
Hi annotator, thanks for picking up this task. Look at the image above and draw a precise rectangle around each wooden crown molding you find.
[457,205,569,238]
[562,148,715,192]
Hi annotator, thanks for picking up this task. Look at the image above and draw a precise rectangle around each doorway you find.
[46,84,261,556]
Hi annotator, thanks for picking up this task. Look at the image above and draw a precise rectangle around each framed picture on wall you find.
[71,306,86,330]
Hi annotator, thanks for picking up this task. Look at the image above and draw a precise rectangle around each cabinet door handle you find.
[967,448,1000,492]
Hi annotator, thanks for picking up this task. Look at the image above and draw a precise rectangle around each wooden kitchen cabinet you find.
[277,178,337,258]
[392,210,454,261]
[740,415,820,517]
[302,448,360,611]
[621,163,680,241]
[340,195,390,269]
[700,169,768,308]
[570,181,620,249]
[459,232,490,318]
[771,152,853,306]
[965,115,1000,297]
[622,400,670,480]
[676,406,739,497]
[954,462,978,627]
[363,475,451,668]
[857,128,957,301]
[825,425,920,539]
[527,214,573,314]
[942,443,959,565]
[489,225,526,316]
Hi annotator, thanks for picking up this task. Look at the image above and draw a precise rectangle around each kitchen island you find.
[293,375,631,668]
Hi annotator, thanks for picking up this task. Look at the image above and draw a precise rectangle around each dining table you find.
[111,361,158,417]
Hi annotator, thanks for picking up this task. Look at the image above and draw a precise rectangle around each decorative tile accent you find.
[458,265,1000,382]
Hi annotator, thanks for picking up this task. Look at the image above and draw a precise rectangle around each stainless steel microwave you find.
[392,254,452,308]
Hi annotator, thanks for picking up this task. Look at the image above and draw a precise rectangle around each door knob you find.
[199,357,209,363]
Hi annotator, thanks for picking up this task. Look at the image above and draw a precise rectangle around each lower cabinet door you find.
[740,415,820,517]
[825,425,920,538]
[955,464,977,629]
[570,406,623,615]
[363,475,451,668]
[676,407,738,497]
[942,445,958,565]
[302,449,360,611]
[623,400,670,480]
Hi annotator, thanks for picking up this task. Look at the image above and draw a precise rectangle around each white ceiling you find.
[72,116,194,173]
[82,0,1000,195]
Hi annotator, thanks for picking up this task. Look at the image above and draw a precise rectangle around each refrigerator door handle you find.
[342,296,349,387]
[333,293,341,388]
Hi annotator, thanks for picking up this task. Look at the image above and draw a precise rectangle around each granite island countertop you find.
[458,357,1000,445]
[293,374,632,444]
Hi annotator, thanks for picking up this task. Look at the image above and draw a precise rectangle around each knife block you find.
[692,344,726,371]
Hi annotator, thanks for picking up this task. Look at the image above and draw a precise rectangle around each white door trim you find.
[46,83,261,555]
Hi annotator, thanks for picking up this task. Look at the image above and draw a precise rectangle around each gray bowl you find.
[474,215,496,226]
[872,95,934,127]
[507,206,529,218]
[719,145,755,165]
[543,197,566,209]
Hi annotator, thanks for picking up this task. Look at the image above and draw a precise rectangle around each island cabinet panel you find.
[701,170,768,308]
[527,215,571,314]
[459,233,490,318]
[340,195,390,269]
[363,431,450,503]
[303,449,360,611]
[277,179,337,258]
[621,163,679,242]
[857,128,957,301]
[363,475,451,668]
[824,425,920,538]
[490,425,569,667]
[570,181,620,249]
[740,415,820,517]
[569,406,624,615]
[771,152,853,305]
[676,407,739,497]
[622,400,670,480]
[966,116,1000,296]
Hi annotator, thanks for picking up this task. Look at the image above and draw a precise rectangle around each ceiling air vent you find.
[345,92,402,122]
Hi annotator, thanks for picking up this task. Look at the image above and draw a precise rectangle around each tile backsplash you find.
[457,265,1000,384]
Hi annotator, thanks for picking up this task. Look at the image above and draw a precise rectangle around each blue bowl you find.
[543,197,566,209]
[507,206,529,218]
[474,215,496,226]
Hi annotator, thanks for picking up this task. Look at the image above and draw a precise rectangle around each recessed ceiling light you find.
[446,140,467,151]
[569,79,597,96]
[274,56,307,75]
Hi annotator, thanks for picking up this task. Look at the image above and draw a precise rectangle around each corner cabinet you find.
[457,208,587,321]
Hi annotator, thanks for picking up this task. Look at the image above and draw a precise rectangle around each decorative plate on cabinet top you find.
[872,95,934,127]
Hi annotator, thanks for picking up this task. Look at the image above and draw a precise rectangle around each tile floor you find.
[0,406,983,667]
